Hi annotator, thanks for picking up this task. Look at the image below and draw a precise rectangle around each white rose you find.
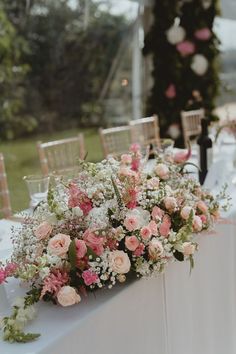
[183,242,196,256]
[148,238,164,260]
[57,286,81,307]
[166,25,186,45]
[109,250,131,274]
[126,208,150,229]
[180,206,194,220]
[191,54,209,76]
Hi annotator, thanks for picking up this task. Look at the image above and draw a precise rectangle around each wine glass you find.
[23,175,50,209]
[157,139,174,158]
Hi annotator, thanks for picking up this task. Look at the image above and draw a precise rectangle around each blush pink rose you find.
[151,206,164,221]
[165,84,176,99]
[193,215,203,232]
[197,200,208,214]
[83,229,104,256]
[140,226,152,240]
[182,242,196,256]
[109,250,131,274]
[148,220,158,236]
[75,239,87,259]
[155,163,169,180]
[125,236,140,251]
[180,206,194,220]
[133,243,145,256]
[124,215,139,231]
[194,28,211,41]
[164,197,177,211]
[34,222,53,240]
[121,154,132,164]
[57,286,81,307]
[82,270,98,286]
[159,215,171,237]
[47,233,71,258]
[176,41,195,56]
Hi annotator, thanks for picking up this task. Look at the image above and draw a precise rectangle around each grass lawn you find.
[0,128,103,212]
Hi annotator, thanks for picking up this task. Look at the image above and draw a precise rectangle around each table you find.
[0,142,236,354]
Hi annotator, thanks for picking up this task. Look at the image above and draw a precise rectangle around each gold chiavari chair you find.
[129,115,160,147]
[99,126,131,158]
[0,153,12,219]
[37,133,85,176]
[181,108,205,147]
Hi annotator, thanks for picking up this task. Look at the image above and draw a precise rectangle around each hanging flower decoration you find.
[191,54,209,76]
[194,28,212,41]
[165,84,176,99]
[176,40,195,57]
[166,24,186,45]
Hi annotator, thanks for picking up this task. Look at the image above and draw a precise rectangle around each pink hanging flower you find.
[40,269,69,299]
[165,84,176,99]
[68,183,93,216]
[82,270,99,286]
[194,28,212,41]
[176,41,195,56]
[129,143,141,153]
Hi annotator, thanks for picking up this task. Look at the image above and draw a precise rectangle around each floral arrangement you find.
[143,0,220,144]
[0,144,224,343]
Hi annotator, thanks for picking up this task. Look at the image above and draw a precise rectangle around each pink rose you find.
[83,229,104,256]
[121,154,132,164]
[125,235,140,251]
[148,238,164,260]
[194,28,211,41]
[151,206,164,221]
[159,215,171,237]
[193,215,202,232]
[133,243,145,256]
[57,286,81,307]
[155,164,169,180]
[176,40,195,56]
[129,143,141,153]
[82,270,98,286]
[124,215,139,231]
[148,220,158,236]
[164,197,177,211]
[109,250,131,274]
[147,177,160,190]
[140,226,152,240]
[180,206,194,220]
[75,239,87,259]
[165,84,176,99]
[34,221,53,240]
[47,233,71,258]
[200,214,207,224]
[197,200,208,214]
[182,242,195,256]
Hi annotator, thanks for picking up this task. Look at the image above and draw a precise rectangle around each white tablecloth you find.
[0,142,236,354]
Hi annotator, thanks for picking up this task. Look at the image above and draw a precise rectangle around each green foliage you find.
[143,0,221,146]
[68,239,77,270]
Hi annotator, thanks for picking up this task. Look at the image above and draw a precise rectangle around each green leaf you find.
[189,255,194,275]
[111,176,123,209]
[174,250,184,262]
[86,246,97,260]
[68,239,77,270]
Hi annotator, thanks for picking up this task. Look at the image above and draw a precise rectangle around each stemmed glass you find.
[23,175,50,209]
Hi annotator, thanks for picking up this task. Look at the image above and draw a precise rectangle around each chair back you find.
[0,153,12,219]
[129,115,160,147]
[181,109,205,147]
[99,126,131,158]
[37,134,85,176]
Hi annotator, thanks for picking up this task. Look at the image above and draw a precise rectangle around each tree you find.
[0,4,35,140]
[143,0,221,145]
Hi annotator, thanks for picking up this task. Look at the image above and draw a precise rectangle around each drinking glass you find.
[23,175,50,208]
[157,139,174,158]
